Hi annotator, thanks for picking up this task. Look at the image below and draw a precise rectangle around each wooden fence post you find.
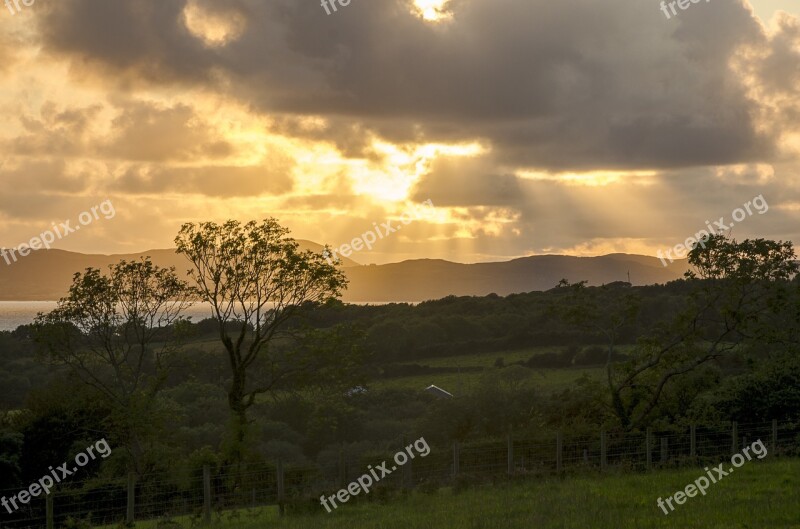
[600,430,607,471]
[772,419,778,454]
[277,460,285,516]
[46,494,54,529]
[338,446,346,488]
[507,429,514,476]
[404,453,413,489]
[690,425,696,458]
[556,432,563,474]
[202,465,211,525]
[646,429,652,470]
[126,472,135,525]
[660,437,668,463]
[452,442,460,478]
[732,422,738,454]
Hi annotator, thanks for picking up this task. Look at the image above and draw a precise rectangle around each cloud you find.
[101,100,234,162]
[411,156,524,207]
[114,161,294,198]
[33,0,798,171]
[9,103,103,157]
[2,0,796,261]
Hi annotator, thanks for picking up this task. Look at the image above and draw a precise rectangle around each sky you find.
[0,0,799,265]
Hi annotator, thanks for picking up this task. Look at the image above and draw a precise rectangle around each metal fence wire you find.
[0,420,797,528]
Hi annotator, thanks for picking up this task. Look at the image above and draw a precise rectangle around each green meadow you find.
[372,345,611,393]
[116,458,799,529]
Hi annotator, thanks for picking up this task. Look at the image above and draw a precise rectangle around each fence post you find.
[690,425,696,458]
[452,442,460,478]
[400,435,413,488]
[46,494,54,529]
[277,460,285,516]
[338,446,346,488]
[126,472,135,525]
[507,429,514,476]
[660,437,668,463]
[646,429,652,470]
[731,422,738,454]
[404,453,413,489]
[202,465,211,525]
[556,432,563,474]
[600,430,607,471]
[772,419,778,454]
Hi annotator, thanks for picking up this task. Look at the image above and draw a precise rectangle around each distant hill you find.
[0,245,689,302]
[0,240,358,301]
[341,253,690,301]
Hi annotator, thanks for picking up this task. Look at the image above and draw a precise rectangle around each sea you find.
[0,301,404,332]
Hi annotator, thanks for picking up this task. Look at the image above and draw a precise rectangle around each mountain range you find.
[0,243,690,302]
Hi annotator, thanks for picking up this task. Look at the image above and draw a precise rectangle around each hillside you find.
[0,247,689,301]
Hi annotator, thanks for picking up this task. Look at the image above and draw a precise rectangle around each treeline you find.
[285,280,696,363]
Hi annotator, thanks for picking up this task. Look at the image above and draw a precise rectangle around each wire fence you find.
[1,420,798,529]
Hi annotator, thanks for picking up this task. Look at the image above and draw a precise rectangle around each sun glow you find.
[516,169,657,187]
[350,140,485,202]
[412,0,453,22]
[183,1,246,47]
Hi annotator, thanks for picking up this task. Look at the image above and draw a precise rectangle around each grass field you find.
[182,339,612,396]
[119,458,800,529]
[372,345,614,393]
[373,365,605,394]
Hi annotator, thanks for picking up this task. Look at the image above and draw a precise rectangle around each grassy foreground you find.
[122,458,799,529]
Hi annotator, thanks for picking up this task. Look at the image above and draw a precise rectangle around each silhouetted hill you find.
[0,246,689,301]
[341,254,689,301]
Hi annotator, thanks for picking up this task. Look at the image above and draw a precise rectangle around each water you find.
[0,302,218,332]
[0,301,403,332]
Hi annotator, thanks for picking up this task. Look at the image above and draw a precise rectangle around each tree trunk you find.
[227,369,250,482]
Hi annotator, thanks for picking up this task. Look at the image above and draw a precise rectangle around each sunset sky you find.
[1,0,799,264]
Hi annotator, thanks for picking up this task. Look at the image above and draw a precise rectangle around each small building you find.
[424,384,454,399]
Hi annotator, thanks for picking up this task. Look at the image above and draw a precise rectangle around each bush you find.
[573,346,606,366]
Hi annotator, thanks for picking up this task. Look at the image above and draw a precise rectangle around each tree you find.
[552,280,641,426]
[608,235,798,430]
[174,218,348,465]
[33,258,193,473]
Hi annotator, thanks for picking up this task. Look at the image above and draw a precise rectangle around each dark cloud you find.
[36,0,218,84]
[35,0,793,170]
[268,116,373,158]
[411,156,524,206]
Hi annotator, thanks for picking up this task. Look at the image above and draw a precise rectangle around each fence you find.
[1,420,798,528]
